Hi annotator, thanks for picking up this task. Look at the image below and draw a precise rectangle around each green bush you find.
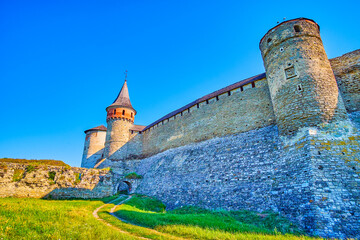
[74,173,81,185]
[124,172,143,179]
[48,171,56,181]
[26,165,36,173]
[12,169,24,182]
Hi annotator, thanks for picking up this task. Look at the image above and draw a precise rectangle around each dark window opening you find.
[197,103,199,108]
[251,82,255,88]
[131,130,133,134]
[294,25,301,33]
[131,112,133,118]
[240,86,243,92]
[297,84,303,91]
[122,110,125,115]
[228,91,231,96]
[206,100,209,104]
[114,109,116,114]
[216,96,219,101]
[181,112,183,116]
[267,38,272,43]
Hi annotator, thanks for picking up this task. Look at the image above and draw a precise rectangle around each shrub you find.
[48,171,56,181]
[74,173,81,185]
[125,172,143,179]
[26,165,36,173]
[13,169,24,182]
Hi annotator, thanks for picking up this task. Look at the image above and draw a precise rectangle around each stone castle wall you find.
[101,77,276,165]
[330,49,360,113]
[130,119,360,238]
[79,18,360,238]
[0,163,116,199]
[97,50,360,168]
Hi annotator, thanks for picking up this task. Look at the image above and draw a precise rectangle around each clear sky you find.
[1,0,359,166]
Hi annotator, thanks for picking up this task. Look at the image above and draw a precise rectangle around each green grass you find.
[0,198,137,240]
[0,158,69,167]
[125,172,143,179]
[0,195,324,240]
[113,195,322,240]
[12,169,24,182]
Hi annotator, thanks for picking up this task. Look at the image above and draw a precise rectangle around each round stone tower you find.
[104,80,136,160]
[81,125,107,168]
[259,18,348,136]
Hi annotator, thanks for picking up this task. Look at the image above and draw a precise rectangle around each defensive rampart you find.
[101,49,359,169]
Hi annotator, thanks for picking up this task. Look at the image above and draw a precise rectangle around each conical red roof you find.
[84,125,107,133]
[107,80,135,112]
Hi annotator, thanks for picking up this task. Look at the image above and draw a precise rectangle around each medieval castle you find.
[81,18,360,238]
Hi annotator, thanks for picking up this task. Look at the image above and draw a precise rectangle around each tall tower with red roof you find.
[103,80,137,160]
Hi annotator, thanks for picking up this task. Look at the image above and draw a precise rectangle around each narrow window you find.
[131,112,133,118]
[122,110,125,115]
[216,96,219,101]
[251,82,255,88]
[228,91,231,96]
[206,99,209,104]
[297,84,303,92]
[197,103,199,108]
[267,38,272,44]
[114,109,116,114]
[240,86,244,92]
[294,25,301,33]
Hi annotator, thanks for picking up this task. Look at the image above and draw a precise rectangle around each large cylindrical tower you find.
[104,80,136,160]
[259,18,348,136]
[81,125,107,168]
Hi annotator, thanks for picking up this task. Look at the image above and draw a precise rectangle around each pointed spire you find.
[107,80,135,111]
[106,74,136,114]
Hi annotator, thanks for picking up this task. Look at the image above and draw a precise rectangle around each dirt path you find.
[93,195,185,240]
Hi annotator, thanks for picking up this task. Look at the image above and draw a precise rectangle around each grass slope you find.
[0,158,69,167]
[113,195,323,240]
[0,198,136,240]
[0,194,324,240]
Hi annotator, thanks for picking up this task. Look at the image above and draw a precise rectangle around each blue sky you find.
[1,0,359,166]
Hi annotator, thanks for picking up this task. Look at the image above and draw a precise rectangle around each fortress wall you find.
[140,78,276,157]
[133,125,320,234]
[330,49,360,113]
[132,121,360,238]
[135,125,283,210]
[0,163,116,199]
[107,133,143,162]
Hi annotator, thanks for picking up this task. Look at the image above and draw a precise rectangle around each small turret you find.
[104,80,137,160]
[81,125,107,168]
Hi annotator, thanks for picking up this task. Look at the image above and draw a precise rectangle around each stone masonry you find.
[78,18,359,239]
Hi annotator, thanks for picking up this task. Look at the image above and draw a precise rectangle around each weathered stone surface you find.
[76,18,360,239]
[0,163,117,199]
[330,49,360,113]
